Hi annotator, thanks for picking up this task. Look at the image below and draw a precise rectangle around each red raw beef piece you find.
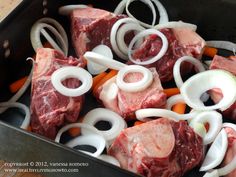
[131,28,206,82]
[96,68,166,120]
[209,55,236,121]
[108,118,203,177]
[222,126,236,177]
[30,48,86,139]
[71,7,126,56]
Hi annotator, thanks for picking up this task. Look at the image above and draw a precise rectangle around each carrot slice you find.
[27,126,32,132]
[203,47,218,58]
[163,88,180,97]
[134,121,144,126]
[92,72,107,90]
[9,76,28,93]
[93,70,118,94]
[172,103,186,114]
[68,127,81,137]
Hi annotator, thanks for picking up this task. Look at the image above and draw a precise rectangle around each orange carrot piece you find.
[27,126,32,132]
[134,121,144,126]
[68,127,81,137]
[9,76,28,93]
[163,88,180,97]
[93,70,118,94]
[172,103,186,114]
[204,123,210,132]
[203,47,218,58]
[92,72,107,90]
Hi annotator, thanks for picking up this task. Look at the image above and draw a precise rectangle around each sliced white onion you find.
[126,0,156,28]
[87,45,113,75]
[218,155,236,176]
[98,155,120,167]
[155,21,197,31]
[191,122,207,138]
[151,0,169,24]
[55,123,106,157]
[0,58,33,114]
[51,66,92,97]
[166,94,185,110]
[200,129,228,171]
[135,108,200,122]
[82,108,127,145]
[206,40,236,53]
[31,18,68,56]
[110,18,137,60]
[0,102,30,129]
[180,70,236,111]
[173,56,205,88]
[58,5,88,15]
[37,18,68,51]
[116,65,153,92]
[65,134,106,157]
[128,29,168,65]
[116,23,145,55]
[189,111,222,145]
[84,52,127,70]
[114,0,127,14]
[223,123,236,131]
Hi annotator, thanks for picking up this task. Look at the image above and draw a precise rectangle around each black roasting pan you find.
[0,0,236,176]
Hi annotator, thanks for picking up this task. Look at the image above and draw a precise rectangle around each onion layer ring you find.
[116,65,153,92]
[128,29,168,65]
[82,108,127,145]
[51,66,92,97]
[180,69,236,111]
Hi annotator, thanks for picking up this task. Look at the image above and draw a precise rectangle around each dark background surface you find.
[0,0,236,176]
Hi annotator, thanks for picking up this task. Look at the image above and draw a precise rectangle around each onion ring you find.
[206,40,236,53]
[84,52,127,70]
[135,108,200,122]
[180,69,236,111]
[82,108,127,145]
[65,134,106,157]
[51,66,92,97]
[189,111,223,145]
[128,29,168,65]
[155,21,197,31]
[0,102,30,129]
[116,65,153,92]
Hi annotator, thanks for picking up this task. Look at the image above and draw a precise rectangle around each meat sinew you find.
[108,118,203,177]
[30,48,86,139]
[209,55,236,121]
[96,68,166,120]
[131,28,206,82]
[71,7,125,56]
[222,127,236,177]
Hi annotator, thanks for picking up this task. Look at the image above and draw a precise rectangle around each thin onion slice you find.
[151,0,169,24]
[135,108,200,122]
[58,5,88,15]
[223,123,236,131]
[191,122,207,138]
[84,52,127,70]
[65,134,106,157]
[87,45,113,75]
[55,123,106,157]
[110,18,137,60]
[200,129,228,171]
[166,94,185,110]
[114,0,127,14]
[180,70,236,111]
[116,65,153,92]
[126,0,156,28]
[82,108,127,145]
[189,111,222,145]
[128,29,168,65]
[98,155,120,167]
[155,21,197,31]
[0,102,30,129]
[31,18,68,56]
[206,40,236,53]
[51,66,92,97]
[173,56,205,88]
[116,23,145,55]
[0,58,33,114]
